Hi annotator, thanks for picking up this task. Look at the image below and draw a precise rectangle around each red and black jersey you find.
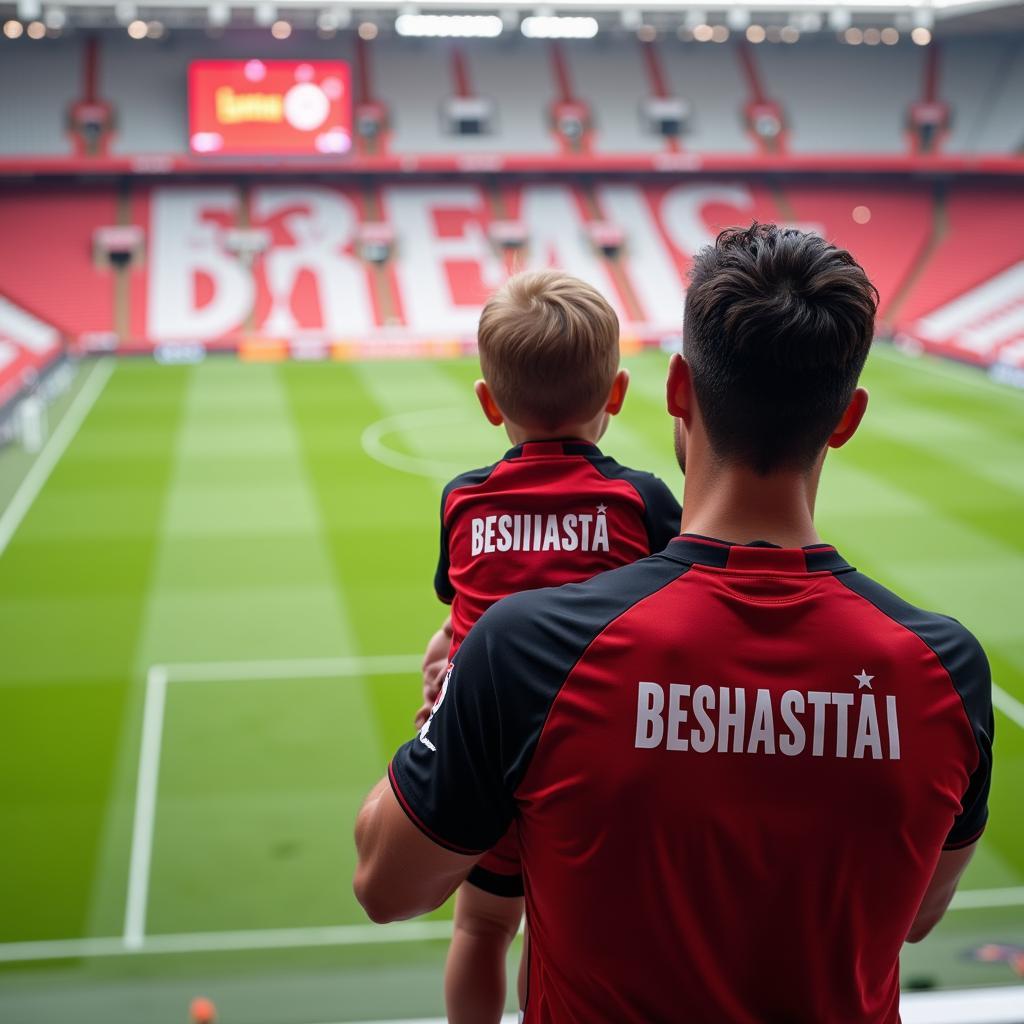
[393,535,993,1024]
[435,439,681,649]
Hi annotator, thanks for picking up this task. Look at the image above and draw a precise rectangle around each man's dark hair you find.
[683,223,878,475]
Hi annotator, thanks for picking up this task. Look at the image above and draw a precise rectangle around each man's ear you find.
[666,353,693,425]
[605,369,630,416]
[474,380,505,427]
[828,387,869,450]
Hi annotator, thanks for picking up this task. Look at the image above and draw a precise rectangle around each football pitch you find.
[0,348,1022,1023]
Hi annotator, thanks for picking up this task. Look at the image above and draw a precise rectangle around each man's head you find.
[476,270,627,437]
[672,223,878,476]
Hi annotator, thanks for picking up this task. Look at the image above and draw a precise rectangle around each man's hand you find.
[354,777,478,923]
[416,616,453,727]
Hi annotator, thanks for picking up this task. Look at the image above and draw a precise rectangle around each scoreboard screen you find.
[188,60,352,156]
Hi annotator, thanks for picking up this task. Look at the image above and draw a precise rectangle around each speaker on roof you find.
[642,97,691,138]
[442,96,495,136]
[356,102,388,139]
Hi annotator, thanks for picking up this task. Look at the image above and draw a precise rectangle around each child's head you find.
[475,270,628,441]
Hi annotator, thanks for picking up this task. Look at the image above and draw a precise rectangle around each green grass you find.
[0,348,1022,1023]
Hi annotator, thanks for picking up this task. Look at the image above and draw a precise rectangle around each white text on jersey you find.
[470,510,610,556]
[634,682,900,760]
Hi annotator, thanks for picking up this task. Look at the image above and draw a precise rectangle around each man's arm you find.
[905,843,976,943]
[354,778,478,924]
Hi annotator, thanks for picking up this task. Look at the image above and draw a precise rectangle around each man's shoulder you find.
[835,568,988,679]
[471,551,687,658]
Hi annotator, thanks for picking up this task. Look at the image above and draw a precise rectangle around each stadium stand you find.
[755,41,921,154]
[942,36,1024,153]
[2,32,1024,159]
[0,25,1021,388]
[0,178,1018,368]
[0,295,63,406]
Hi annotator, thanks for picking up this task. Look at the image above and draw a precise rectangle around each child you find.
[417,269,681,1023]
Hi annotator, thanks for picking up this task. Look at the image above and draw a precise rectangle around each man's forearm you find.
[354,777,390,866]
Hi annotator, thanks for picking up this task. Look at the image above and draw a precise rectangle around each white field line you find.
[874,343,1023,399]
[360,408,475,480]
[951,886,1024,910]
[993,683,1024,731]
[96,654,1024,964]
[0,358,114,560]
[0,921,454,964]
[120,655,423,953]
[2,883,1023,964]
[163,654,423,684]
[123,666,168,949]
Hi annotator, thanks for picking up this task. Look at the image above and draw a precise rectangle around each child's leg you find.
[445,882,523,1024]
[517,921,529,1010]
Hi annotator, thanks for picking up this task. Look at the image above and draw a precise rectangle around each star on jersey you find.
[854,670,874,690]
[597,504,608,515]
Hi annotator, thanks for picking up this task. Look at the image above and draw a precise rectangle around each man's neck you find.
[680,455,822,550]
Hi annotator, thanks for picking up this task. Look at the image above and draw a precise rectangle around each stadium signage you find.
[188,60,352,156]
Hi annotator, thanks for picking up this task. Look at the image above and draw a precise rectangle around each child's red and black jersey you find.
[394,535,993,1024]
[435,439,681,650]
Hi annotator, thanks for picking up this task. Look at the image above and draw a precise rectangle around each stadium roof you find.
[4,0,1023,34]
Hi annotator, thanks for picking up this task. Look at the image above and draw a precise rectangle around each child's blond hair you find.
[477,270,620,429]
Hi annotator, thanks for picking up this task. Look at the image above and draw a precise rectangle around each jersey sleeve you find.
[942,624,994,850]
[433,489,455,603]
[389,609,518,854]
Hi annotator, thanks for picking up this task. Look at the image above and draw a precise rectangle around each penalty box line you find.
[122,654,423,951]
[109,654,1024,959]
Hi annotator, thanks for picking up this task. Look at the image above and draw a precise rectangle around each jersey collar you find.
[504,439,602,460]
[666,533,852,575]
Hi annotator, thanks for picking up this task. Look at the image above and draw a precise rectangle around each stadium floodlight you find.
[16,0,40,20]
[254,2,276,27]
[208,2,230,27]
[829,8,852,31]
[619,7,642,29]
[725,7,749,29]
[3,19,23,37]
[26,19,44,37]
[521,15,598,39]
[911,8,934,27]
[44,7,65,29]
[113,0,134,23]
[318,6,350,32]
[127,18,147,37]
[911,25,931,43]
[395,14,503,37]
[745,23,766,41]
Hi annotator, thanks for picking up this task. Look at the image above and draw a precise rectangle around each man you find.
[354,225,993,1023]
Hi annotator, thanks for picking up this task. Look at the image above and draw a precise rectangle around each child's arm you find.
[415,616,453,728]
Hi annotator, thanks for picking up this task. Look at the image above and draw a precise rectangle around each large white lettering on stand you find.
[383,185,504,335]
[148,188,251,342]
[252,186,373,336]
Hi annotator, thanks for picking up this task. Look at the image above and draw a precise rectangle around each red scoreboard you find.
[188,60,352,156]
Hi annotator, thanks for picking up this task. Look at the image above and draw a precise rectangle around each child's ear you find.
[605,369,630,416]
[474,380,505,426]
